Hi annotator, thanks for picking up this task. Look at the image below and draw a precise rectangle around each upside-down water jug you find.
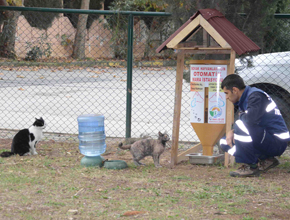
[77,114,106,156]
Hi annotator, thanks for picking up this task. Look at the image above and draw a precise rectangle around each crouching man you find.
[220,74,290,177]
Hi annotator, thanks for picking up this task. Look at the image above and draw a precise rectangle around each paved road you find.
[0,66,198,142]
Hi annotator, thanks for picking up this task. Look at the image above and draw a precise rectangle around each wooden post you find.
[224,49,236,167]
[171,50,185,167]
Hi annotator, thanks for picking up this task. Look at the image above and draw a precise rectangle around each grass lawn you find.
[0,139,290,220]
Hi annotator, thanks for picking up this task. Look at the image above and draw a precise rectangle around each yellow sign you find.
[208,82,223,92]
[7,0,23,6]
[190,82,204,92]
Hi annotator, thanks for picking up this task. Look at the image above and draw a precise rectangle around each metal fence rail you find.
[0,7,290,151]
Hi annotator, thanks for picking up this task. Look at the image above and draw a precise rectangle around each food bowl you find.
[103,160,128,170]
[186,153,224,164]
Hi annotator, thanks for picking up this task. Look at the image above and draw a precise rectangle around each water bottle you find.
[77,114,106,157]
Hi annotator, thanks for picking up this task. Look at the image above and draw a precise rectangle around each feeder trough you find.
[186,153,224,165]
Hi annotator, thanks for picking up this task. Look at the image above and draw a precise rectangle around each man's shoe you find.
[230,164,260,177]
[259,157,280,173]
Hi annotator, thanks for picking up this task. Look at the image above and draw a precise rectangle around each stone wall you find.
[15,14,150,59]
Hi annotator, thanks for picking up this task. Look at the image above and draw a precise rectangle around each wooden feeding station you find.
[156,9,260,167]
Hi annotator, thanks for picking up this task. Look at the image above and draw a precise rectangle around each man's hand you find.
[226,129,234,147]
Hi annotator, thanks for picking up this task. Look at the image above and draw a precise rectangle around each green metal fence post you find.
[126,14,134,138]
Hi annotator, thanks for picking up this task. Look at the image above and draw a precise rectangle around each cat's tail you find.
[118,143,131,150]
[0,151,15,157]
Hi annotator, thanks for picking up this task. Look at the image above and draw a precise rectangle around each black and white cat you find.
[0,117,46,157]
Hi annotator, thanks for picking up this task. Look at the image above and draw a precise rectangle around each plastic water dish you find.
[103,160,128,170]
[80,156,105,167]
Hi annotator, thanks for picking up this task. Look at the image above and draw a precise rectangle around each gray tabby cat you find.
[118,131,170,167]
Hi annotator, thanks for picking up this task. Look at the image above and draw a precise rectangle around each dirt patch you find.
[0,139,290,219]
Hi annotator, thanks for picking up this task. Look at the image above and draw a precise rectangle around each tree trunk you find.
[72,0,90,59]
[0,0,24,59]
[0,10,21,59]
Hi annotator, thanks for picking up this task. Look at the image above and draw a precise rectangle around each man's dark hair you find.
[221,74,246,91]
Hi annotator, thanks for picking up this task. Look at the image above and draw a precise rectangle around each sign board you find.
[190,64,227,124]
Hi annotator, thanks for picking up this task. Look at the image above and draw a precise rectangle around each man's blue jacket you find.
[234,86,290,142]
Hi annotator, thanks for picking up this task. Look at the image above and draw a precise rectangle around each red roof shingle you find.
[156,9,260,55]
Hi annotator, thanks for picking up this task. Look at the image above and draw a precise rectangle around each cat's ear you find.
[158,131,162,136]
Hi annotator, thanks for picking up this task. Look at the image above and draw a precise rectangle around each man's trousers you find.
[220,120,287,164]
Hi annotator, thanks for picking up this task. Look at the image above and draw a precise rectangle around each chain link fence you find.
[1,7,290,152]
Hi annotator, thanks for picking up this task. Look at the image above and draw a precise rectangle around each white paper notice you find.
[190,82,205,123]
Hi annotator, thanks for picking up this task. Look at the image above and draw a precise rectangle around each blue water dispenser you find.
[77,114,106,167]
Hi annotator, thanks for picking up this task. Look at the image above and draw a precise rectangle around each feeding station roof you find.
[156,9,260,166]
[156,8,260,55]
